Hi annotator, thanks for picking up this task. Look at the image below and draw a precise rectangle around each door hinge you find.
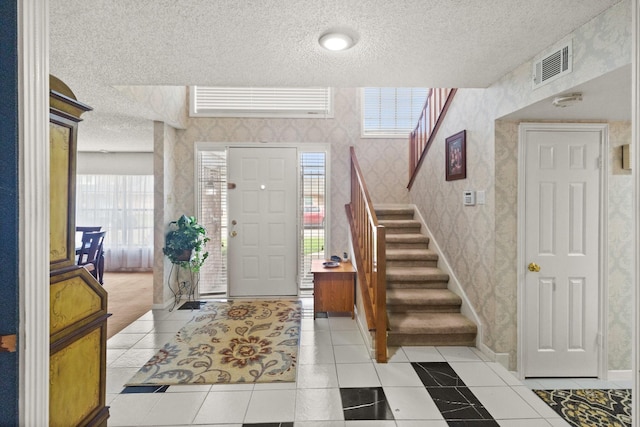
[596,156,602,169]
[596,332,603,347]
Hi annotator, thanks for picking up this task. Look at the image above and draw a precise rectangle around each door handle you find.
[528,262,541,272]
[230,231,238,237]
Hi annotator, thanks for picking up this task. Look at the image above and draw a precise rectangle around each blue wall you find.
[0,1,20,425]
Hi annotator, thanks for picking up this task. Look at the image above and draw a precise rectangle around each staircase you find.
[376,205,477,347]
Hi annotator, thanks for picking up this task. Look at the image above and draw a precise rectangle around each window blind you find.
[190,87,333,118]
[197,150,227,295]
[299,152,327,290]
[361,87,429,138]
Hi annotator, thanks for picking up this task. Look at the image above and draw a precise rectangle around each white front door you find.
[521,124,604,377]
[227,147,298,297]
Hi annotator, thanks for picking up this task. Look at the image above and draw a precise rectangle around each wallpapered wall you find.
[409,1,632,370]
[154,88,411,305]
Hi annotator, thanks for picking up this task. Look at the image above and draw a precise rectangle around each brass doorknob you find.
[528,262,541,272]
[230,231,238,237]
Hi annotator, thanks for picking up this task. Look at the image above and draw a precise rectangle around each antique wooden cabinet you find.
[49,76,110,426]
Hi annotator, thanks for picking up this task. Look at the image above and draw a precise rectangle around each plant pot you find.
[176,249,192,261]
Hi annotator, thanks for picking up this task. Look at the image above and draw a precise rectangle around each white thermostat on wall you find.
[463,190,475,206]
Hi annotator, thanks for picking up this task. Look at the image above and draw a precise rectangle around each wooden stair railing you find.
[345,147,387,363]
[408,88,457,189]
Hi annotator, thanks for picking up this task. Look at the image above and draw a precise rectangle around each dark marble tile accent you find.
[177,300,206,310]
[428,386,493,421]
[446,420,500,426]
[242,423,294,427]
[121,385,169,393]
[339,387,395,420]
[314,312,328,318]
[412,362,467,387]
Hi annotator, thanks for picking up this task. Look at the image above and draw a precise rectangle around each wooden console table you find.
[311,259,355,319]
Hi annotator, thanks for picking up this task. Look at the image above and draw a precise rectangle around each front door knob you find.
[528,262,541,272]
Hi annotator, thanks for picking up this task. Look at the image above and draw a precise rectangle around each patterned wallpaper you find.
[409,1,633,370]
[607,121,633,370]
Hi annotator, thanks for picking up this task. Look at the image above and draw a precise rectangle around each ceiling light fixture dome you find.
[319,32,354,51]
[552,92,583,108]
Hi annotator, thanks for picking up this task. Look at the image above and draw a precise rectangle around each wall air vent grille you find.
[532,40,572,88]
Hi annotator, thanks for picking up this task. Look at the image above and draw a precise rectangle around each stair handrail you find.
[346,146,387,363]
[408,88,457,189]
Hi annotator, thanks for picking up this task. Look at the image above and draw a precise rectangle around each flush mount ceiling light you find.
[319,32,354,51]
[552,92,583,108]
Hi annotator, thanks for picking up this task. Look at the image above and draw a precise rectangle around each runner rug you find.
[533,389,632,427]
[126,299,301,386]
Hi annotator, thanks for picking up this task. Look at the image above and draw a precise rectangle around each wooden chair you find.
[77,226,105,284]
[77,231,106,283]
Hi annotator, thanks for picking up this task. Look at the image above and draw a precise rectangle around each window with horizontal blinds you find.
[361,87,429,138]
[197,150,227,295]
[299,152,327,291]
[190,87,334,118]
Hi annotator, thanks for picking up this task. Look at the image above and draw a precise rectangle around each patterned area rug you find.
[533,389,632,427]
[126,299,301,385]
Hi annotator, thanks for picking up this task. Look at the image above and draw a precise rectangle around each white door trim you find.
[20,0,51,425]
[632,1,639,423]
[516,122,609,379]
[194,141,331,292]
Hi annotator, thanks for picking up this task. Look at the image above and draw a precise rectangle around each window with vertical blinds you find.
[190,87,334,118]
[197,150,227,295]
[361,87,429,138]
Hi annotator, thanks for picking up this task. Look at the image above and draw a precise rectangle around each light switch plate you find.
[477,190,486,205]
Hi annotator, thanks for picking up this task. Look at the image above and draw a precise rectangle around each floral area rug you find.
[533,389,632,427]
[126,299,301,386]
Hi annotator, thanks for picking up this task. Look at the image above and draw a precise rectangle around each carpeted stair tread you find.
[386,234,430,245]
[387,266,449,281]
[374,205,415,214]
[378,219,422,228]
[387,288,461,306]
[388,312,477,335]
[386,248,438,261]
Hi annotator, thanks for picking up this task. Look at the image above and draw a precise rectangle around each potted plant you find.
[162,215,210,272]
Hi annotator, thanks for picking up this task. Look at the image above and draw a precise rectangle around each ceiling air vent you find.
[532,40,572,88]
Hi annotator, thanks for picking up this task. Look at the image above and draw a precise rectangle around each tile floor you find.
[105,299,632,426]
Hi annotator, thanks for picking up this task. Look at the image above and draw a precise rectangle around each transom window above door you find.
[190,87,333,118]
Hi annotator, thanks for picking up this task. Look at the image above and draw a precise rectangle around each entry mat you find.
[533,388,632,427]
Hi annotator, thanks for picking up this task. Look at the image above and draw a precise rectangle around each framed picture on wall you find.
[445,130,466,181]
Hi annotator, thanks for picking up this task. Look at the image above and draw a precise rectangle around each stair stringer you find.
[408,204,483,349]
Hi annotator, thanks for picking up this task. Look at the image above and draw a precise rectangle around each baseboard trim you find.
[607,370,633,382]
[152,298,175,310]
[477,341,510,370]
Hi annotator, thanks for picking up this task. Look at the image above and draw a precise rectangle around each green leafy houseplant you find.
[162,215,210,272]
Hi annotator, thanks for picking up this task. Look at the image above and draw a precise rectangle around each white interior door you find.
[227,147,298,297]
[522,124,603,377]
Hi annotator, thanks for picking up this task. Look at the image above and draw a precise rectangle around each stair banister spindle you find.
[408,88,457,190]
[346,147,387,363]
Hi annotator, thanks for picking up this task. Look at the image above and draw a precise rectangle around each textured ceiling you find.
[49,0,623,152]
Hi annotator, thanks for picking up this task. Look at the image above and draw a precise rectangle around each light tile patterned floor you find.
[105,298,628,426]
